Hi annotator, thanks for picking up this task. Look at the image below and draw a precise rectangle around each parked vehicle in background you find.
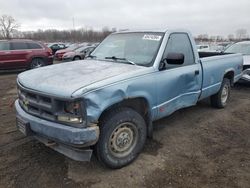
[54,44,82,60]
[224,41,250,82]
[0,39,53,70]
[210,45,225,52]
[15,29,243,168]
[197,44,210,52]
[62,45,96,62]
[47,43,66,54]
[64,43,73,48]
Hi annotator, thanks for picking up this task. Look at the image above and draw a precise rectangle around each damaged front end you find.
[241,68,250,82]
[15,82,100,161]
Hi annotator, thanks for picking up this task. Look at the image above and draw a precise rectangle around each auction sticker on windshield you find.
[143,35,162,41]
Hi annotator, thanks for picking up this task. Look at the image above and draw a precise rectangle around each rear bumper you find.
[15,100,99,161]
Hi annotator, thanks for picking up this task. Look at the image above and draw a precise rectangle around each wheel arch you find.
[224,70,234,86]
[73,56,81,60]
[29,56,47,69]
[98,97,153,138]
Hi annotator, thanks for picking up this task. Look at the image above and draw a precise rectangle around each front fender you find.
[80,76,157,123]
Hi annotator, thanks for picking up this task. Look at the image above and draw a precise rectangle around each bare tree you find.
[0,15,19,39]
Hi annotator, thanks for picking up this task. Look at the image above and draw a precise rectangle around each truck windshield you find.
[91,32,164,66]
[225,43,250,55]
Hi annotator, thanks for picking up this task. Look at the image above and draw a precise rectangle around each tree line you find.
[21,28,113,42]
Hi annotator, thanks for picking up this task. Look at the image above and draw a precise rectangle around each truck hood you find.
[18,60,146,98]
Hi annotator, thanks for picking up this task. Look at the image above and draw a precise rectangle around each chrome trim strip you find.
[152,91,201,110]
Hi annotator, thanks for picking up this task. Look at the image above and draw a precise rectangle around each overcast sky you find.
[0,0,249,36]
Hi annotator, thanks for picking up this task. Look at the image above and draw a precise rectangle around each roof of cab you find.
[114,29,168,34]
[113,28,191,35]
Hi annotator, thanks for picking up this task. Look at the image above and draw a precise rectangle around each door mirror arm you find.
[159,60,167,71]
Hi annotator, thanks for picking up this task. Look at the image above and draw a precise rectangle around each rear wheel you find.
[211,78,231,108]
[95,107,147,169]
[30,58,45,69]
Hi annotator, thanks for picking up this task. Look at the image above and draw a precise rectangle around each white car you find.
[197,45,210,52]
[224,41,250,82]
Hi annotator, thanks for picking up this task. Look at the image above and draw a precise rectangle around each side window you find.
[58,44,65,48]
[28,42,42,49]
[0,42,10,51]
[86,47,92,52]
[11,42,29,50]
[51,44,57,48]
[163,33,195,67]
[86,47,94,55]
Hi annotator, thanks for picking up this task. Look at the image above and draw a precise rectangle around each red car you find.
[54,44,82,60]
[0,39,53,70]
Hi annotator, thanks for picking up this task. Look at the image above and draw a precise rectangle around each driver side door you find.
[155,33,202,119]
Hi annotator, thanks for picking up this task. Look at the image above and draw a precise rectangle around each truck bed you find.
[199,53,243,100]
[199,52,231,58]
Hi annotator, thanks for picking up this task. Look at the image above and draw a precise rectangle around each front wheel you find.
[211,78,231,108]
[95,107,147,169]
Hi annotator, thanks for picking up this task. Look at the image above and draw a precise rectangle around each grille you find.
[18,86,56,121]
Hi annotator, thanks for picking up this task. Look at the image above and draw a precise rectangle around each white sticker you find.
[142,35,162,41]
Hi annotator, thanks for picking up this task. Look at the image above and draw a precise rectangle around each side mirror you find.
[165,52,184,65]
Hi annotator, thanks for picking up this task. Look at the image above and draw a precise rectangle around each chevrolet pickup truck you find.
[15,29,243,168]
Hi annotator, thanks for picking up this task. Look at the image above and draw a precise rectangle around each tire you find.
[95,107,147,169]
[30,58,45,69]
[73,56,81,61]
[211,78,231,108]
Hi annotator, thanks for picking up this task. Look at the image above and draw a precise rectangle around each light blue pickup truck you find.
[15,29,243,168]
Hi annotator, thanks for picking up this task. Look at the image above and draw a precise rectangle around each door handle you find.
[195,70,199,75]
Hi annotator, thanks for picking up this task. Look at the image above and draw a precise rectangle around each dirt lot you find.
[0,72,250,188]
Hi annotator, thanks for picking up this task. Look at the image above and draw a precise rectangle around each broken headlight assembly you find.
[57,101,85,125]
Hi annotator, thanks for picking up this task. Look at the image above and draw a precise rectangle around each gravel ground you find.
[0,71,250,188]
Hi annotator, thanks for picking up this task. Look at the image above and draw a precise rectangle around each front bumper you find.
[241,69,250,82]
[15,100,99,161]
[54,54,64,61]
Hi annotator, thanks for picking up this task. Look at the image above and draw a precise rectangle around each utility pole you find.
[72,17,75,30]
[72,17,76,43]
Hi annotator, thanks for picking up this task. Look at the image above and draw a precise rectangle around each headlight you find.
[57,101,84,125]
[57,115,83,124]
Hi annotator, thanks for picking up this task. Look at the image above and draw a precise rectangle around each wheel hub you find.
[109,123,138,157]
[116,128,132,149]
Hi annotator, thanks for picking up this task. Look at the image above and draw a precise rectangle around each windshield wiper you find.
[105,56,136,65]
